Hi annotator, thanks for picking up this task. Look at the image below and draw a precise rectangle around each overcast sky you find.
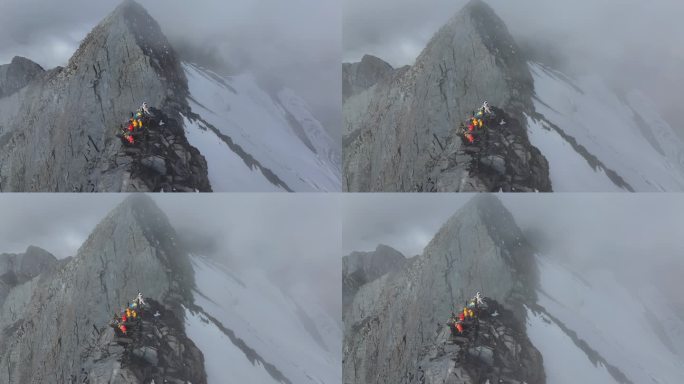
[0,0,340,136]
[343,193,684,271]
[343,0,684,131]
[0,193,341,320]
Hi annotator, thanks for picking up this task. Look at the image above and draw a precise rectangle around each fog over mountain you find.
[344,0,683,134]
[0,194,341,321]
[343,193,684,314]
[343,194,684,384]
[0,0,341,138]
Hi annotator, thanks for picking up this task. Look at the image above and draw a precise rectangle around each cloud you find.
[0,193,341,321]
[342,194,684,284]
[0,0,340,135]
[343,0,684,131]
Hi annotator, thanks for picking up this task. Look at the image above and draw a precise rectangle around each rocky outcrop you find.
[0,246,57,306]
[342,244,407,314]
[408,298,543,384]
[421,106,550,191]
[81,298,206,384]
[0,195,201,383]
[0,56,44,99]
[343,0,550,191]
[343,55,394,101]
[0,0,210,191]
[343,195,540,384]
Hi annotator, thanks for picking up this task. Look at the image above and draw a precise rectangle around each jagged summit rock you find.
[342,244,406,313]
[342,54,394,101]
[0,246,58,307]
[82,298,206,384]
[343,195,541,384]
[0,195,199,383]
[0,56,44,98]
[0,0,210,192]
[343,0,550,192]
[408,298,544,384]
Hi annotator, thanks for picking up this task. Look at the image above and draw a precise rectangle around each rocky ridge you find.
[0,195,201,383]
[408,298,543,384]
[343,195,542,383]
[0,0,210,192]
[343,0,550,191]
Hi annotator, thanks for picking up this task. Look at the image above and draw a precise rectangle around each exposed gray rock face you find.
[0,0,210,191]
[343,195,540,384]
[82,298,206,384]
[342,244,406,314]
[0,246,58,307]
[343,55,394,101]
[408,299,543,384]
[343,0,550,191]
[0,195,202,383]
[422,106,550,191]
[0,56,45,99]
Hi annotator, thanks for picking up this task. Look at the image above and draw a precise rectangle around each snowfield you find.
[529,62,684,191]
[184,307,282,384]
[528,255,684,384]
[183,63,341,192]
[187,255,341,384]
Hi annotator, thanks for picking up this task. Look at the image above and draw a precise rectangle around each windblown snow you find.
[185,307,282,384]
[182,63,341,192]
[528,62,684,191]
[188,255,341,384]
[527,255,684,384]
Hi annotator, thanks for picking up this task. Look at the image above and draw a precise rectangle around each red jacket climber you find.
[456,323,464,333]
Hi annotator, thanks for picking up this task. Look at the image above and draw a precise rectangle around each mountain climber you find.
[141,102,151,115]
[474,292,484,306]
[136,292,146,306]
[482,101,491,115]
[119,323,127,335]
[118,129,135,145]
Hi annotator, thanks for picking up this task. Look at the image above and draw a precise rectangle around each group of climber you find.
[460,101,493,145]
[118,102,153,146]
[447,292,485,338]
[110,292,147,337]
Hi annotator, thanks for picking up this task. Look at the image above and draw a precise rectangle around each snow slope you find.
[528,62,684,191]
[526,308,618,384]
[182,115,282,191]
[529,255,684,384]
[184,307,282,384]
[183,63,341,192]
[188,255,341,384]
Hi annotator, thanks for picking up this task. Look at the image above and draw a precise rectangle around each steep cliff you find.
[0,0,210,192]
[0,56,45,99]
[0,195,202,383]
[408,298,543,384]
[0,246,58,307]
[343,195,542,383]
[342,244,407,314]
[343,0,550,191]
